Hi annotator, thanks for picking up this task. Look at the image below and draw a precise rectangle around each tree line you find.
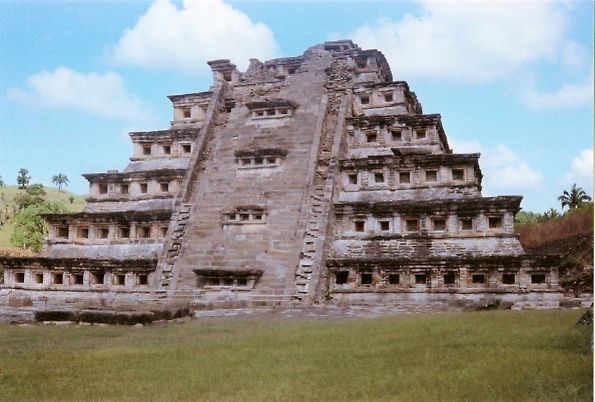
[515,183,592,225]
[0,168,73,252]
[1,168,70,191]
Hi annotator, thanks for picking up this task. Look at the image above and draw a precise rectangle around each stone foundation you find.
[329,290,562,311]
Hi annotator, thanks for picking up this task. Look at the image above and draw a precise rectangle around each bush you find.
[559,256,593,296]
[10,201,68,252]
[14,183,47,210]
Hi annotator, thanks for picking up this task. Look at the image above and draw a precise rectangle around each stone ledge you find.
[330,288,563,294]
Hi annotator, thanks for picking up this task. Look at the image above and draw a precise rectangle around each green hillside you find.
[0,185,86,252]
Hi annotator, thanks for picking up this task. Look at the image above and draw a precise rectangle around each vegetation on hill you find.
[516,184,592,228]
[517,203,593,251]
[10,202,69,252]
[517,203,593,295]
[0,310,591,401]
[0,185,85,252]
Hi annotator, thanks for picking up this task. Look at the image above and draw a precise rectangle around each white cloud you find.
[450,138,543,192]
[349,1,583,84]
[561,41,588,70]
[519,78,594,110]
[109,0,278,74]
[482,145,543,191]
[448,138,482,155]
[7,67,147,121]
[564,148,593,187]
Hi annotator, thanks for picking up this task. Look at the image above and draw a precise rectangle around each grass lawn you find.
[0,309,591,401]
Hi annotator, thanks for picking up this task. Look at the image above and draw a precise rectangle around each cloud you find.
[349,1,584,84]
[519,78,594,110]
[7,67,147,121]
[448,138,482,155]
[450,138,543,192]
[564,149,593,188]
[482,145,543,191]
[109,0,278,74]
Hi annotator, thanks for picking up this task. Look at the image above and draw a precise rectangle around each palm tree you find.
[52,173,69,191]
[558,183,592,210]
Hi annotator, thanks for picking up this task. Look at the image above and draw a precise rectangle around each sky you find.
[0,0,593,213]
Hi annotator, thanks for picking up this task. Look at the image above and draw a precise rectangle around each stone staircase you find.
[189,288,297,310]
[248,289,297,304]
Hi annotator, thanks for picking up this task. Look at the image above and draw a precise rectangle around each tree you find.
[27,183,46,199]
[14,183,47,210]
[558,184,592,210]
[0,175,4,187]
[16,168,30,189]
[514,211,543,225]
[52,173,69,191]
[10,201,68,252]
[542,208,561,220]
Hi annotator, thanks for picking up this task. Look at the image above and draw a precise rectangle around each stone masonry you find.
[0,41,562,315]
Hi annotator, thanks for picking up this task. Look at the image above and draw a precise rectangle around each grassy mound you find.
[0,309,591,401]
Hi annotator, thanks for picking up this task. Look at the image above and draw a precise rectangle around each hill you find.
[517,204,593,261]
[517,204,593,294]
[0,185,86,252]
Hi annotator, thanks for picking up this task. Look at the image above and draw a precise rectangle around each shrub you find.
[559,257,593,296]
[10,201,68,252]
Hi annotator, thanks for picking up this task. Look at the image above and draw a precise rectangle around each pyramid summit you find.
[0,40,562,318]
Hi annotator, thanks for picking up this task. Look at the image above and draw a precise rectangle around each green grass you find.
[0,185,86,250]
[0,310,591,401]
[0,221,16,251]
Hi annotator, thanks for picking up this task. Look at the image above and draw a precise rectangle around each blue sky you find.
[0,0,592,213]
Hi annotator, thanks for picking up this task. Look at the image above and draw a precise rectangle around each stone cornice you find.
[326,254,562,269]
[0,257,158,271]
[129,128,200,142]
[42,209,172,224]
[334,196,523,216]
[83,169,186,183]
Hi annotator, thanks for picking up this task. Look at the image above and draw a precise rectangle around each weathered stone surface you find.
[8,294,32,307]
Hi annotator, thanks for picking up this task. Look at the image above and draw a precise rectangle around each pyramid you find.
[0,41,562,316]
